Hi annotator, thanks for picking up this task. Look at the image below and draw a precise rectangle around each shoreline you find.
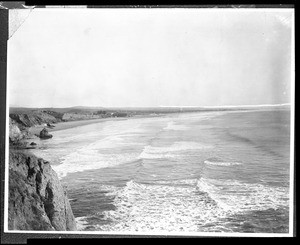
[28,117,126,135]
[25,107,290,137]
[50,117,126,132]
[27,114,165,135]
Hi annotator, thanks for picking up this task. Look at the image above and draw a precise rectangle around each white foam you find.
[163,121,189,131]
[52,151,139,178]
[196,178,289,213]
[155,179,199,186]
[50,130,145,178]
[139,141,213,159]
[73,177,289,232]
[98,179,231,232]
[204,160,242,166]
[75,217,89,231]
[139,152,178,159]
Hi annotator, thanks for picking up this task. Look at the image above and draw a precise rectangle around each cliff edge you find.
[8,151,77,231]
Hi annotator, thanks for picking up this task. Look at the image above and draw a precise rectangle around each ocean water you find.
[29,109,291,233]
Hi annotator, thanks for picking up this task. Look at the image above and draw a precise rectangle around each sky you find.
[8,8,294,108]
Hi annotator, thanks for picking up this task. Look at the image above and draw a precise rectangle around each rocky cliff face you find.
[8,151,77,231]
[9,118,24,142]
[9,111,63,128]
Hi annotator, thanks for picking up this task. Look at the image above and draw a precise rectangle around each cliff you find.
[8,151,77,231]
[9,118,24,142]
[9,108,131,129]
[9,111,63,129]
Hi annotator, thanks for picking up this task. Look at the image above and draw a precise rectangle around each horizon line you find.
[9,103,291,109]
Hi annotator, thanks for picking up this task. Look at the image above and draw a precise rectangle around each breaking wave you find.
[52,152,139,178]
[139,141,214,159]
[76,177,289,232]
[204,160,242,166]
[196,178,289,212]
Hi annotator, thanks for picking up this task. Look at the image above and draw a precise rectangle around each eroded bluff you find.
[8,151,77,231]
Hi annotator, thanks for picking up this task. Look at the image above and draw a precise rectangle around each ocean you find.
[29,109,291,233]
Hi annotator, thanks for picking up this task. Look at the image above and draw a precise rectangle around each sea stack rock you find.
[8,151,77,231]
[39,128,53,139]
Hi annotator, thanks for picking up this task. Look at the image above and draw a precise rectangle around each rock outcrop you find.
[39,128,53,139]
[8,151,77,231]
[9,118,25,142]
[9,119,31,149]
[9,110,63,128]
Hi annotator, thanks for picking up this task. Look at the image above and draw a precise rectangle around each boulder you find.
[39,128,53,139]
[46,123,55,128]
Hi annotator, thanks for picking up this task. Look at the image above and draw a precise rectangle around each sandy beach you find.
[27,114,164,136]
[27,117,126,135]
